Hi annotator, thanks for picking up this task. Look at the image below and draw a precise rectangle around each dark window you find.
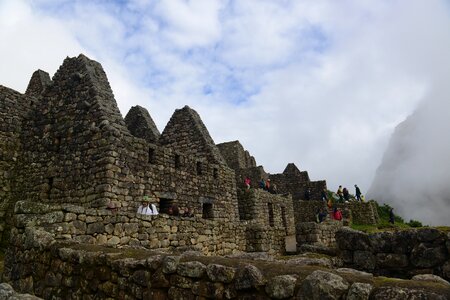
[196,161,203,175]
[202,203,213,219]
[175,154,181,169]
[159,198,174,214]
[148,148,155,163]
[213,168,218,179]
[46,177,54,199]
[268,203,274,227]
[55,137,61,151]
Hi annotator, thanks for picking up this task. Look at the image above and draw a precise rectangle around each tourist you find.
[355,185,362,201]
[343,187,350,202]
[333,208,343,221]
[389,208,395,224]
[182,207,194,217]
[337,186,344,202]
[168,204,180,216]
[304,188,311,200]
[316,209,327,223]
[259,178,266,190]
[321,188,328,201]
[150,193,159,215]
[137,199,152,215]
[244,177,251,190]
[265,179,271,191]
[271,183,278,194]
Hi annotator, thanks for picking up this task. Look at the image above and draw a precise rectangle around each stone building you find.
[0,54,304,254]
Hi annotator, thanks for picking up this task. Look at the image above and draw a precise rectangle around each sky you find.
[1,0,450,223]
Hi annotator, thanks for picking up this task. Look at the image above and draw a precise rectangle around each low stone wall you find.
[296,221,343,248]
[4,228,450,300]
[336,227,450,281]
[14,200,289,256]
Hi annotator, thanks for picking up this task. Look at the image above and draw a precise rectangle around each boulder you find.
[234,264,265,290]
[265,275,297,299]
[162,256,180,274]
[286,256,333,268]
[336,228,371,251]
[346,282,373,300]
[376,253,409,268]
[0,283,42,300]
[353,251,376,271]
[410,243,448,268]
[206,264,236,283]
[177,261,206,278]
[299,270,349,299]
[371,287,448,300]
[412,274,450,286]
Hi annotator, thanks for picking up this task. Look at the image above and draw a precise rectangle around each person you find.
[150,193,159,215]
[389,208,395,224]
[259,178,266,190]
[316,209,327,223]
[333,207,343,221]
[265,179,271,191]
[343,187,350,202]
[168,204,180,216]
[304,188,311,200]
[271,183,278,194]
[355,185,362,201]
[337,185,344,202]
[321,188,328,201]
[244,177,251,190]
[137,199,152,215]
[360,194,365,202]
[182,207,194,217]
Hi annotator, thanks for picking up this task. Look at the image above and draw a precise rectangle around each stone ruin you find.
[1,55,449,299]
[0,53,360,254]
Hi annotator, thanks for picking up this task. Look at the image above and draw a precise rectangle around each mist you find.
[368,81,450,226]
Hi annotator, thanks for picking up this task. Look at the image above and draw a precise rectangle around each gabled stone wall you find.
[0,86,31,245]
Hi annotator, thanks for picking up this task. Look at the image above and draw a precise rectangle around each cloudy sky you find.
[1,0,450,219]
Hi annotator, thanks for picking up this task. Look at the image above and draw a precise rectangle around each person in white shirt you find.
[137,200,152,215]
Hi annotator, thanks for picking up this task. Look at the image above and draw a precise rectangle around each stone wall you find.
[269,163,326,201]
[4,228,450,300]
[217,141,256,172]
[124,105,160,143]
[296,221,343,248]
[336,227,450,281]
[334,201,379,225]
[0,86,31,246]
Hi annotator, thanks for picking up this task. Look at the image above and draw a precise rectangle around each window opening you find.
[175,154,181,169]
[202,203,213,219]
[196,161,203,175]
[148,148,155,163]
[268,203,274,227]
[159,198,174,214]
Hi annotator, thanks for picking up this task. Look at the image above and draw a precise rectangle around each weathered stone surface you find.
[265,275,297,299]
[167,286,195,300]
[192,281,224,298]
[410,243,447,268]
[299,270,349,300]
[376,253,409,268]
[346,282,373,300]
[412,274,450,286]
[371,287,448,300]
[234,264,265,290]
[353,251,375,271]
[335,268,374,280]
[162,256,180,274]
[286,256,332,268]
[206,264,236,283]
[0,282,42,300]
[177,261,206,278]
[336,228,371,251]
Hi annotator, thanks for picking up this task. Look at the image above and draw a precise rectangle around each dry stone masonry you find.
[0,54,406,299]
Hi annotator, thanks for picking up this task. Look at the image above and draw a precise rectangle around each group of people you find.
[316,207,343,223]
[243,177,278,194]
[336,184,364,202]
[136,195,195,218]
